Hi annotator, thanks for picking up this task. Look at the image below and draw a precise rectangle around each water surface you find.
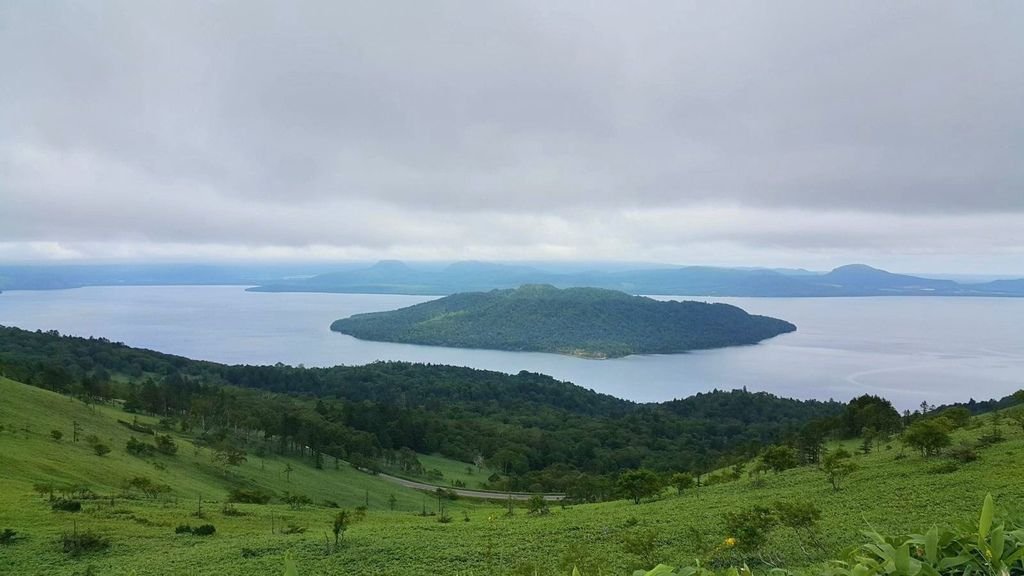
[1,286,1021,409]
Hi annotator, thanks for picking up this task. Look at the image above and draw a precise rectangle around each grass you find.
[1,376,1022,575]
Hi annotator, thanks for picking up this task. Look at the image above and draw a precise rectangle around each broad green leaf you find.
[979,494,995,542]
[925,526,939,565]
[643,565,677,576]
[895,543,912,575]
[991,525,1005,565]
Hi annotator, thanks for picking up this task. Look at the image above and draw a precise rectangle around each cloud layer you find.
[2,1,1022,272]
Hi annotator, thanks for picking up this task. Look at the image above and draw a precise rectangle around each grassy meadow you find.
[1,376,1022,575]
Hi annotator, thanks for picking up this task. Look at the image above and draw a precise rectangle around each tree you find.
[670,472,694,495]
[284,463,294,483]
[72,420,82,443]
[937,407,972,429]
[821,448,858,491]
[761,445,799,473]
[388,493,397,511]
[616,469,664,504]
[902,419,952,457]
[332,510,350,548]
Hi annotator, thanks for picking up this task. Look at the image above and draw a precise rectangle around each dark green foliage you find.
[723,505,778,552]
[0,528,18,545]
[227,488,272,504]
[670,472,694,494]
[331,285,795,358]
[126,437,156,457]
[123,476,171,499]
[92,443,110,456]
[60,530,109,556]
[821,448,858,491]
[0,325,843,492]
[526,495,549,516]
[902,419,952,456]
[332,510,350,547]
[51,499,82,512]
[191,524,216,536]
[617,469,664,504]
[50,429,62,441]
[174,524,193,534]
[154,434,177,455]
[760,445,799,473]
[947,444,978,463]
[282,492,312,509]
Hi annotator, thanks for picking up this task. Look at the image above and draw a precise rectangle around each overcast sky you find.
[1,1,1022,273]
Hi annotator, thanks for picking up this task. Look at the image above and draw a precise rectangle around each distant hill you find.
[330,284,796,358]
[2,261,1022,297]
[253,261,1024,297]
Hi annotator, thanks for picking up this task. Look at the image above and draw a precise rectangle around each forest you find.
[330,284,796,358]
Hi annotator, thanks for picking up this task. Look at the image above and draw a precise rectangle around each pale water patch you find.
[0,286,1021,409]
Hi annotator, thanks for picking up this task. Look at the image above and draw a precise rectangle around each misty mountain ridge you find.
[251,261,1024,297]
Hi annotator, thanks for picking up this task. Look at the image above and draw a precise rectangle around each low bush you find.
[228,487,272,504]
[221,503,248,517]
[0,528,18,545]
[175,524,193,534]
[61,531,110,556]
[51,499,82,512]
[192,524,216,536]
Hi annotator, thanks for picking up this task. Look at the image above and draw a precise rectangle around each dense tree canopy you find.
[0,325,841,493]
[330,285,796,358]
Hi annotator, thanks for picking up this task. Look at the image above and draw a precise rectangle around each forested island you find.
[330,284,796,358]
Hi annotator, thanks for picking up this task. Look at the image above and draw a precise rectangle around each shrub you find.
[52,499,82,512]
[175,524,193,534]
[93,443,111,457]
[126,436,156,457]
[281,524,305,535]
[154,434,178,455]
[282,492,312,509]
[0,528,18,545]
[192,524,216,536]
[947,444,978,463]
[228,487,272,504]
[527,495,550,516]
[61,531,110,556]
[723,505,778,552]
[50,429,63,441]
[221,503,248,517]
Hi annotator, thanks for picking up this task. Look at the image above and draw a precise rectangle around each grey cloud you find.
[0,1,1022,267]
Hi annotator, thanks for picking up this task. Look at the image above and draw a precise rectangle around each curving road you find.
[375,472,566,501]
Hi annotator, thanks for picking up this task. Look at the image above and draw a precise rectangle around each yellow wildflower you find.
[724,537,737,548]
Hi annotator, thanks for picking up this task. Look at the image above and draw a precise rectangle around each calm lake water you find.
[1,286,1021,409]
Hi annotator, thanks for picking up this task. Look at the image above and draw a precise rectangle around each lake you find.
[1,285,1021,409]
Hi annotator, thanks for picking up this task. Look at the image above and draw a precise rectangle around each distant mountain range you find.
[1,261,1021,297]
[252,261,1024,297]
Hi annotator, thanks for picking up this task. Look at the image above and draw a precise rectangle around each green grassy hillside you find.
[2,376,1022,575]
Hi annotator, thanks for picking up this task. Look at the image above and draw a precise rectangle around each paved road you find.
[376,472,566,501]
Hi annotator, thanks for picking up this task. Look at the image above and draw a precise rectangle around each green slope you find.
[331,284,796,358]
[3,376,1022,575]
